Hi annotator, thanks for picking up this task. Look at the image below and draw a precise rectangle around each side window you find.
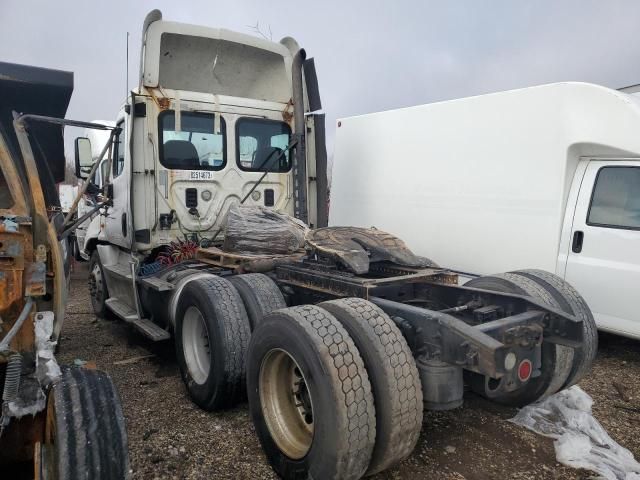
[588,166,640,230]
[236,118,291,172]
[113,122,125,177]
[159,111,226,170]
[99,159,110,187]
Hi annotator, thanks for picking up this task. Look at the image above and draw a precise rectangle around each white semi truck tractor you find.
[76,10,597,480]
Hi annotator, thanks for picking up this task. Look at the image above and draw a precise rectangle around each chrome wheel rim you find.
[259,349,314,459]
[182,306,211,384]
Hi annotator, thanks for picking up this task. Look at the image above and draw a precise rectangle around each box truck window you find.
[236,118,291,172]
[588,166,640,229]
[159,111,226,171]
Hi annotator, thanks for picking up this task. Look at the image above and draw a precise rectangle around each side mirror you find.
[74,137,93,179]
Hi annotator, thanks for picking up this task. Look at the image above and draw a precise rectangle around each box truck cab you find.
[330,82,640,339]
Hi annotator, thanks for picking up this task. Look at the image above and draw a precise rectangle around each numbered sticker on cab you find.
[189,171,214,180]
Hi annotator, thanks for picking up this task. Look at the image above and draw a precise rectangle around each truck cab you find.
[86,12,326,249]
[79,10,327,326]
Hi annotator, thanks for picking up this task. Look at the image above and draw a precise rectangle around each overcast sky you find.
[2,0,640,156]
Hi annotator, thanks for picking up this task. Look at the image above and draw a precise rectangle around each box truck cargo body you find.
[330,82,640,339]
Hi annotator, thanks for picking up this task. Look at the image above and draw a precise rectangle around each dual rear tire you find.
[175,274,424,478]
[173,269,595,478]
[174,276,252,410]
[174,273,286,409]
[465,269,597,406]
[247,300,423,479]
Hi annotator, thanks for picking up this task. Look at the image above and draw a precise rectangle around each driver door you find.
[104,120,130,248]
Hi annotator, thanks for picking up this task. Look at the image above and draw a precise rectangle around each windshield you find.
[236,118,291,172]
[159,111,226,170]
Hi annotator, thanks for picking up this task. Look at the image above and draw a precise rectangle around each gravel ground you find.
[57,265,640,480]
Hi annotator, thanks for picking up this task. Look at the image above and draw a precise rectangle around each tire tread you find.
[319,298,422,475]
[228,274,286,329]
[512,269,598,388]
[180,277,251,408]
[253,305,376,480]
[51,367,129,480]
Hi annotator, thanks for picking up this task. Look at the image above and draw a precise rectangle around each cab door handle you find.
[572,231,584,253]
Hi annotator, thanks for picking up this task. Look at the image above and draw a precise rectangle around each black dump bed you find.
[0,61,73,206]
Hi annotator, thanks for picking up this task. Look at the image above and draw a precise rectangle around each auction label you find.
[190,171,214,180]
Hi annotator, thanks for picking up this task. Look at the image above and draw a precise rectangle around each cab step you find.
[105,298,170,342]
[139,276,175,292]
[103,263,133,280]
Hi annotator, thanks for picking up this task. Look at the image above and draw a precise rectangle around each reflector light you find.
[518,359,532,382]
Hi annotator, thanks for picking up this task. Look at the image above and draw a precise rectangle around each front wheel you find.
[247,305,376,480]
[39,367,129,480]
[88,251,109,318]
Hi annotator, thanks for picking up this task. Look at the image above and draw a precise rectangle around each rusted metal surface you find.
[0,230,28,341]
[0,130,29,218]
[13,116,67,339]
[281,98,294,124]
[275,261,445,299]
[25,261,46,297]
[0,413,44,464]
[146,86,170,110]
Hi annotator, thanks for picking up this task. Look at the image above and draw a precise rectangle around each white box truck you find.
[330,82,640,340]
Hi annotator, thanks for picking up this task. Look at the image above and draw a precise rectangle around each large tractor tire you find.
[319,298,423,475]
[175,276,251,410]
[247,305,376,480]
[465,273,574,406]
[509,269,598,389]
[228,273,286,330]
[88,251,109,318]
[39,367,129,480]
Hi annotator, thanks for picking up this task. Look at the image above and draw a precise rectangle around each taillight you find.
[518,359,532,382]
